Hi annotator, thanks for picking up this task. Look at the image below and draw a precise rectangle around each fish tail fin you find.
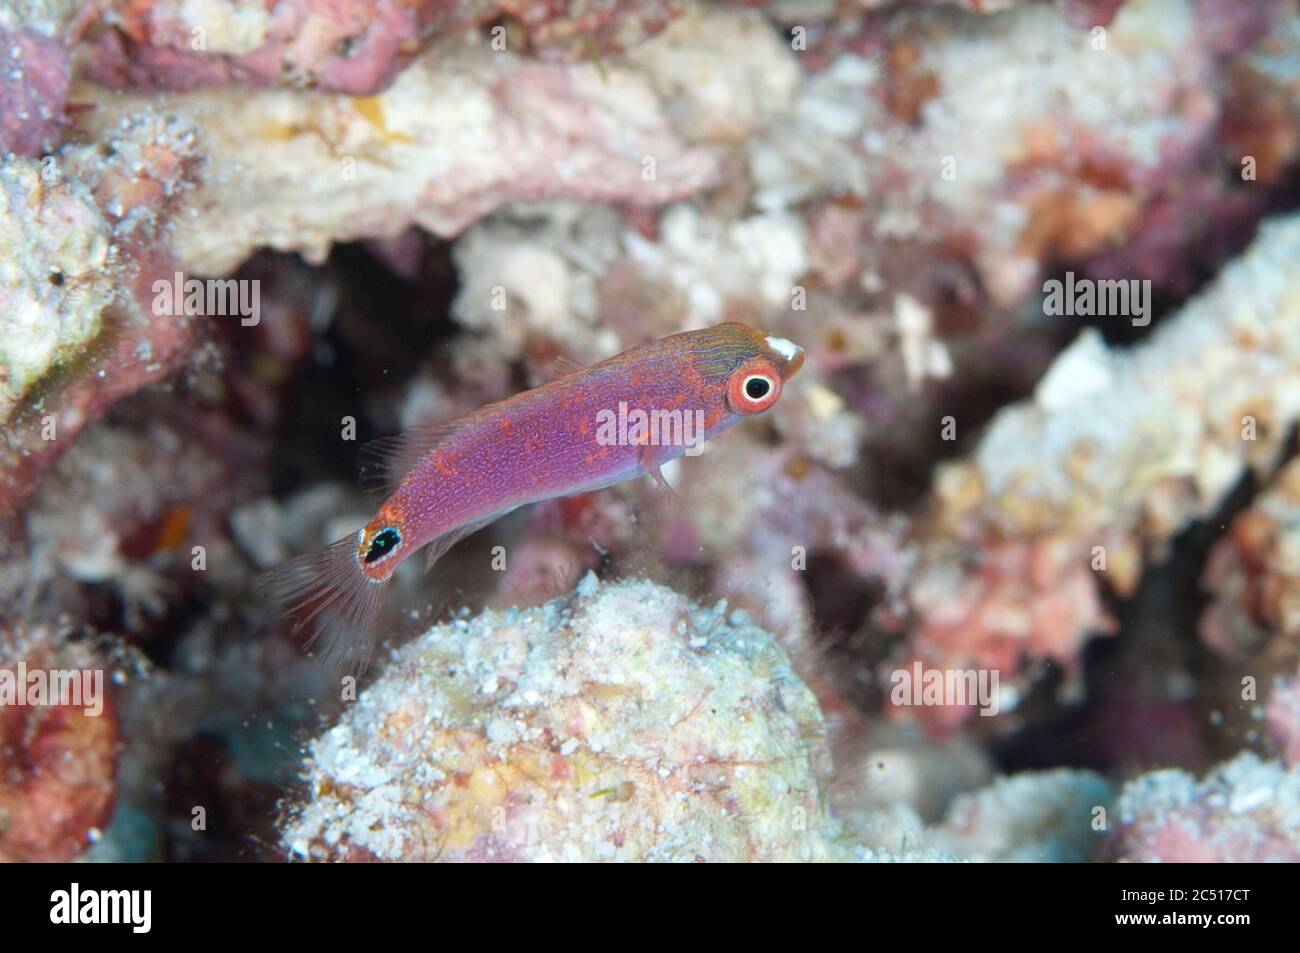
[258,534,389,675]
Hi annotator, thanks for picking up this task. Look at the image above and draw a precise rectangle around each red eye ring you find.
[726,360,783,414]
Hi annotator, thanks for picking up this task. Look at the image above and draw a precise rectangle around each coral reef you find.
[72,11,749,274]
[282,577,1130,863]
[1201,457,1300,662]
[84,0,682,94]
[830,728,1115,861]
[1106,752,1300,862]
[281,577,844,861]
[0,625,118,862]
[925,768,1112,862]
[0,113,199,514]
[0,160,115,424]
[895,211,1300,730]
[1,0,1299,865]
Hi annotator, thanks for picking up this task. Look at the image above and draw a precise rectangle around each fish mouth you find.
[764,335,805,379]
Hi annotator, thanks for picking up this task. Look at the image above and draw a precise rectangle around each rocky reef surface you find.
[283,576,842,862]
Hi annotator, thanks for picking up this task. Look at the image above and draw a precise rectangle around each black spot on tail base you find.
[364,527,401,563]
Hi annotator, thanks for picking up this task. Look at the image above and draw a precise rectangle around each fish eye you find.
[364,527,401,564]
[726,363,782,414]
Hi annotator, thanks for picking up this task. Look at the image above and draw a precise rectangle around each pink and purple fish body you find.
[267,322,804,667]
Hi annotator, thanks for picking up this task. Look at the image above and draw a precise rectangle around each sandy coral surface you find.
[283,576,844,861]
[281,576,1123,863]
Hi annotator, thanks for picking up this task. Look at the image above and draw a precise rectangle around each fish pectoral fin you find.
[422,512,508,571]
[423,525,476,572]
[639,447,678,506]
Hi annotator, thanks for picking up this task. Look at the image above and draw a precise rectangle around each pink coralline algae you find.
[0,28,70,157]
[84,0,682,94]
[87,0,444,95]
[74,28,727,275]
[0,627,118,863]
[1105,752,1300,862]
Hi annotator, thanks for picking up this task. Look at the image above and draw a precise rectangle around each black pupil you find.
[745,377,771,400]
[365,528,400,563]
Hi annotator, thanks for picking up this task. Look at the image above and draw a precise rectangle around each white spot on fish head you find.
[765,336,801,362]
[765,335,805,377]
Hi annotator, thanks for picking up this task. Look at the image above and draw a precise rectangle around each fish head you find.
[690,322,805,417]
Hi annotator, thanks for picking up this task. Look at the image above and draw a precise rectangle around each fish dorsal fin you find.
[551,355,588,379]
[359,418,468,496]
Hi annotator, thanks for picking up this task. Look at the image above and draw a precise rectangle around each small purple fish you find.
[265,322,805,667]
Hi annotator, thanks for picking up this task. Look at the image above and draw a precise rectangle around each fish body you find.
[266,322,804,667]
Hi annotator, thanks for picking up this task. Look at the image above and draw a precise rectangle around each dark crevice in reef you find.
[1056,168,1300,350]
[987,440,1297,779]
[849,333,1059,511]
[269,239,460,496]
[803,552,891,712]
